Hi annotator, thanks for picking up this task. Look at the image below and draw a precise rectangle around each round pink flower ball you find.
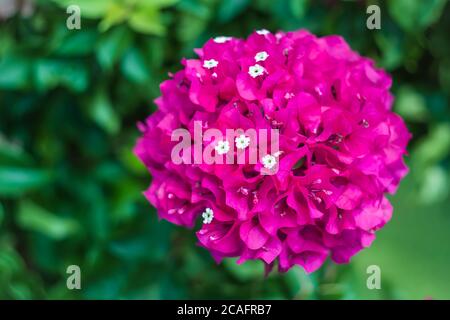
[135,29,411,273]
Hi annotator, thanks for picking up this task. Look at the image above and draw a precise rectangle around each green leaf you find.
[388,0,446,32]
[34,60,60,90]
[0,135,32,165]
[0,202,4,227]
[374,32,404,70]
[98,2,128,32]
[217,0,250,23]
[0,247,23,277]
[0,167,53,197]
[414,124,450,167]
[394,86,428,121]
[52,0,111,19]
[121,48,150,83]
[223,257,263,281]
[438,60,450,95]
[17,200,80,240]
[284,267,314,298]
[34,60,89,92]
[419,165,449,204]
[289,0,308,19]
[96,26,132,70]
[0,56,30,89]
[118,145,146,174]
[53,29,98,56]
[109,235,153,260]
[87,90,120,134]
[0,33,14,57]
[144,38,165,68]
[177,13,208,42]
[139,0,179,7]
[8,282,33,300]
[176,0,211,19]
[128,7,166,35]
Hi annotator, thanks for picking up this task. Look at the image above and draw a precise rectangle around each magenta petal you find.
[335,184,363,210]
[240,220,269,250]
[354,197,392,231]
[257,237,282,264]
[236,73,261,101]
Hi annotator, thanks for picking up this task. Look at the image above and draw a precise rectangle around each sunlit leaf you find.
[414,124,450,167]
[52,0,111,19]
[0,167,53,197]
[99,2,128,32]
[17,200,81,240]
[128,7,166,35]
[394,86,428,121]
[419,165,449,204]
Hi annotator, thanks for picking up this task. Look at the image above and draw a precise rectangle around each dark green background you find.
[0,0,449,299]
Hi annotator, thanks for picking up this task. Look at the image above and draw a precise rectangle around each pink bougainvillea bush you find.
[134,29,411,273]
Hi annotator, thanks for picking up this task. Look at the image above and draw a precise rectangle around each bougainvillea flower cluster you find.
[135,29,411,273]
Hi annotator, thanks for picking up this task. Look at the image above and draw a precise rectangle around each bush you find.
[0,0,449,299]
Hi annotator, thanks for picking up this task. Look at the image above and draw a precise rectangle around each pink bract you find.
[134,29,411,273]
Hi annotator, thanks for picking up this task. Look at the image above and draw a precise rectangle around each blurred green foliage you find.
[0,0,449,299]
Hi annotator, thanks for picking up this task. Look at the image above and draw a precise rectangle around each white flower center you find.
[214,36,232,43]
[284,92,294,99]
[262,154,277,169]
[215,140,230,155]
[255,51,269,62]
[202,208,214,224]
[256,29,270,35]
[248,64,265,78]
[235,134,250,149]
[203,59,219,69]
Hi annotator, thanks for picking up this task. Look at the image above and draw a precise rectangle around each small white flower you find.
[203,59,219,69]
[284,92,294,99]
[215,140,230,155]
[256,29,270,35]
[262,154,277,169]
[255,51,269,62]
[214,36,232,43]
[235,134,250,150]
[248,64,265,78]
[202,208,214,224]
